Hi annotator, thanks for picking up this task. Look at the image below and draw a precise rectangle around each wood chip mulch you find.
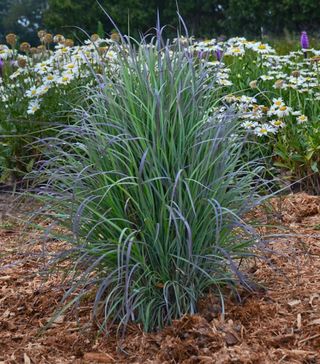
[0,192,319,364]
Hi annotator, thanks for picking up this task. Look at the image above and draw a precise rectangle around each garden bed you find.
[0,193,319,364]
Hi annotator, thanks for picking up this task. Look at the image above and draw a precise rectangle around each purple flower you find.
[216,49,222,61]
[0,58,3,77]
[300,31,309,49]
[197,50,204,59]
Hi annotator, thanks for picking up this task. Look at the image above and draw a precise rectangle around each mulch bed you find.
[0,193,319,363]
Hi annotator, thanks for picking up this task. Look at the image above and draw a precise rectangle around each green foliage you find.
[43,0,320,39]
[226,0,320,36]
[96,21,105,38]
[1,0,320,45]
[36,33,268,333]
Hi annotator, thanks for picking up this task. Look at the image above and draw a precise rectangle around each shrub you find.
[36,31,269,333]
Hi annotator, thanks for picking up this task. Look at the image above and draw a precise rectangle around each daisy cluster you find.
[215,94,308,136]
[190,37,276,88]
[191,37,275,56]
[259,50,320,96]
[0,33,319,136]
[189,37,319,137]
[0,34,119,115]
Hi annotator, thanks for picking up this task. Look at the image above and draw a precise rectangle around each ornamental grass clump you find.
[37,29,269,333]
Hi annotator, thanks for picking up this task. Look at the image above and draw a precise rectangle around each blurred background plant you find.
[2,1,320,45]
[0,0,47,45]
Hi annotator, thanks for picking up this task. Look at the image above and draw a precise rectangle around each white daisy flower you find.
[296,115,308,124]
[26,86,38,98]
[271,119,285,128]
[27,100,41,115]
[57,73,74,85]
[241,120,258,129]
[272,98,284,108]
[254,124,276,136]
[276,105,292,118]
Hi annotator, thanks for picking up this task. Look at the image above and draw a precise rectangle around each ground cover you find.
[0,193,319,363]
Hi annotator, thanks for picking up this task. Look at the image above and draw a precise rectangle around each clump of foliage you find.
[36,28,269,333]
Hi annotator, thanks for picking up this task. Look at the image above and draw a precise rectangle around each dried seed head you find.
[30,47,38,55]
[64,38,74,47]
[274,79,284,89]
[43,33,53,44]
[17,57,27,68]
[37,45,46,52]
[53,34,65,44]
[179,36,189,47]
[110,32,120,42]
[20,42,31,53]
[90,33,100,42]
[6,33,17,46]
[249,80,258,89]
[291,70,300,77]
[98,46,108,55]
[38,30,47,40]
